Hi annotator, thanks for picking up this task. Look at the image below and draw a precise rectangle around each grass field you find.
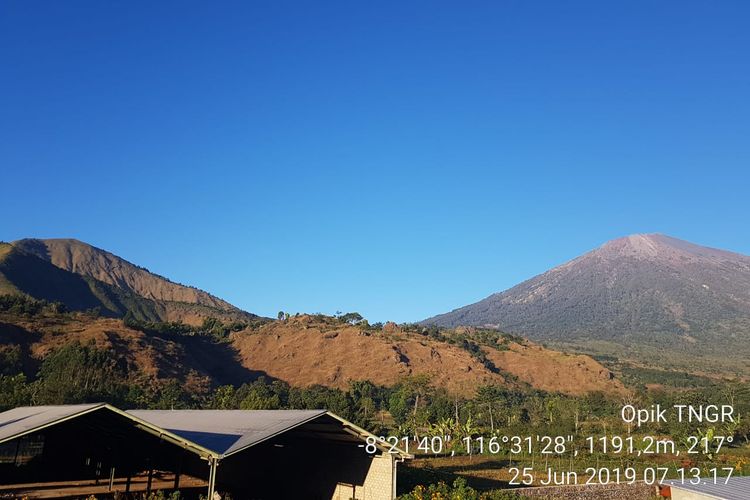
[398,442,750,494]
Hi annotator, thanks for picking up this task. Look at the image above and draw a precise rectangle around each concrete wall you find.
[331,453,395,500]
[668,487,715,500]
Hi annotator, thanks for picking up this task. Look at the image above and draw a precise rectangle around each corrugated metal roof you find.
[1,405,411,460]
[666,476,750,500]
[0,404,105,445]
[0,404,218,458]
[128,409,327,456]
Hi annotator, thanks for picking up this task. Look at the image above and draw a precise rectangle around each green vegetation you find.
[2,304,749,496]
[619,365,718,390]
[208,378,380,428]
[336,311,365,325]
[0,341,199,411]
[0,333,748,495]
[398,477,520,500]
[123,312,255,341]
[35,343,131,404]
[0,294,68,316]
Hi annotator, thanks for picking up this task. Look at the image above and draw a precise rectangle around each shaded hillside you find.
[424,234,750,363]
[13,238,235,310]
[0,243,163,320]
[2,239,260,324]
[0,305,262,395]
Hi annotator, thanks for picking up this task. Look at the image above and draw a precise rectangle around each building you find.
[0,404,410,499]
[660,476,750,500]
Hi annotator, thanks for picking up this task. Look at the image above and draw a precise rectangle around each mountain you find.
[1,239,259,324]
[12,239,235,310]
[1,237,624,398]
[424,234,750,369]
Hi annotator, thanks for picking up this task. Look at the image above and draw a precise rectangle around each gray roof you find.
[0,404,216,457]
[0,404,105,445]
[128,409,327,457]
[666,476,750,500]
[0,405,410,460]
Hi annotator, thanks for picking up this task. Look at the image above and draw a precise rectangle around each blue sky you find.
[2,1,749,322]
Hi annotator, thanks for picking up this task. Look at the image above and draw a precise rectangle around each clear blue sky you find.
[2,1,749,322]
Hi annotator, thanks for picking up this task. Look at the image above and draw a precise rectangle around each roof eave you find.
[324,411,413,459]
[220,410,328,458]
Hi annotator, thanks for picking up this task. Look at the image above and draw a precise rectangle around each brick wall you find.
[331,453,395,500]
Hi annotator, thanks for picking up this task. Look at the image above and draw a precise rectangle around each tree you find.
[387,375,432,433]
[0,345,22,375]
[209,385,237,409]
[338,312,364,325]
[349,380,377,421]
[238,379,281,410]
[0,374,31,411]
[35,342,129,405]
[153,379,193,409]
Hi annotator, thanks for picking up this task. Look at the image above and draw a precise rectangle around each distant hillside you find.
[0,303,624,397]
[231,315,623,396]
[2,239,260,324]
[13,239,236,310]
[424,234,750,370]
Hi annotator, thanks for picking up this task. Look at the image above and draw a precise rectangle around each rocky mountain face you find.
[1,239,259,324]
[424,234,750,351]
[13,239,236,310]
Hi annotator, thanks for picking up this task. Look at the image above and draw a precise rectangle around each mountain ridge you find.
[1,239,260,324]
[12,238,237,311]
[423,234,750,367]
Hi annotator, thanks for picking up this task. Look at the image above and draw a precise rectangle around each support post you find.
[392,455,397,500]
[147,467,154,494]
[207,457,218,499]
[174,458,182,490]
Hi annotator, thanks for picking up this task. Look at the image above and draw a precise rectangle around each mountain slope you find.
[0,242,159,317]
[0,305,624,397]
[13,238,235,310]
[2,239,259,324]
[232,316,622,395]
[1,242,104,310]
[424,234,750,363]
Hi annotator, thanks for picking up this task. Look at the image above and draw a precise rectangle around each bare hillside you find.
[0,309,623,397]
[231,315,623,396]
